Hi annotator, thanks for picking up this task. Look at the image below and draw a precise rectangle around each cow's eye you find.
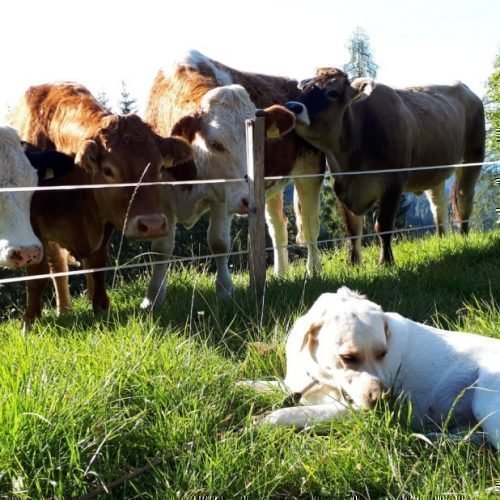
[340,353,360,364]
[102,166,114,178]
[208,140,226,153]
[376,350,387,361]
[326,89,339,100]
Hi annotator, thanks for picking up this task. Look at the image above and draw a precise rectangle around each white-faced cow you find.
[9,82,193,326]
[0,125,74,268]
[142,50,324,310]
[286,68,485,264]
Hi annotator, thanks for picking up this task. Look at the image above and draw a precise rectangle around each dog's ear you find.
[300,321,323,361]
[383,315,391,341]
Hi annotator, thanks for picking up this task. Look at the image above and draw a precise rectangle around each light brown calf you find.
[10,82,193,325]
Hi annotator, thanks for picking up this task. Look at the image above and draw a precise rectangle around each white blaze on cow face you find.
[0,126,42,268]
[191,85,254,215]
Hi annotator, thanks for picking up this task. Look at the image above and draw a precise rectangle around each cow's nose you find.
[285,101,305,115]
[8,244,43,267]
[128,214,168,239]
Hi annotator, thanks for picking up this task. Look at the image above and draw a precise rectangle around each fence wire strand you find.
[1,158,498,286]
[0,219,477,286]
[1,160,498,193]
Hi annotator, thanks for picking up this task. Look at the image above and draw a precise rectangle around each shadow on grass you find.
[3,232,499,352]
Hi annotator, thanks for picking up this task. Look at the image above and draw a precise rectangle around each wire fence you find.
[1,158,498,287]
[0,161,498,193]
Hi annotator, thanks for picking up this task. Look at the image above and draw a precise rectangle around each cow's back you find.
[146,63,219,136]
[398,83,484,166]
[10,83,106,154]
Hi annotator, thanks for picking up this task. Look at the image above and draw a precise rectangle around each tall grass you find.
[0,230,499,498]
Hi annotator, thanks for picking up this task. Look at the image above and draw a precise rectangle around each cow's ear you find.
[350,78,375,103]
[25,150,76,180]
[170,115,202,143]
[75,140,99,172]
[257,105,296,140]
[157,137,193,168]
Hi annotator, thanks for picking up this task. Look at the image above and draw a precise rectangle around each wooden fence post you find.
[245,114,266,299]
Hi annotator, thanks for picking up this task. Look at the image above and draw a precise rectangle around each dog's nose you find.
[366,382,384,408]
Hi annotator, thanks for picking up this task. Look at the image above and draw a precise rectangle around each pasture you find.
[0,229,499,498]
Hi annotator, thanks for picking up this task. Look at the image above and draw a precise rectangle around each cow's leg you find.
[425,182,448,236]
[208,204,234,300]
[83,226,113,315]
[293,175,322,275]
[265,190,289,275]
[23,257,50,329]
[452,165,482,234]
[375,187,403,265]
[338,201,363,265]
[47,241,72,315]
[140,226,176,311]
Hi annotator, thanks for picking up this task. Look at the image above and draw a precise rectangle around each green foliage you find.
[484,53,500,158]
[343,26,379,79]
[0,231,499,497]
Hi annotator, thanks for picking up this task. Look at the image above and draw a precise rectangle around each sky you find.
[1,0,498,117]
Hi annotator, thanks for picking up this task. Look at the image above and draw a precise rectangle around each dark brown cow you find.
[286,68,485,264]
[141,50,324,309]
[9,82,193,325]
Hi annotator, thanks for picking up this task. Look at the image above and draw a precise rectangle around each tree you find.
[118,81,137,115]
[484,53,499,159]
[96,90,111,112]
[472,52,500,230]
[343,27,379,79]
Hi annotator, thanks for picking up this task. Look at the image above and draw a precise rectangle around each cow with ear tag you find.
[9,82,194,327]
[0,125,76,268]
[286,67,484,265]
[142,50,325,311]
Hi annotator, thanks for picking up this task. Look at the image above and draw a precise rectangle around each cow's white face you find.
[0,126,43,268]
[188,85,255,215]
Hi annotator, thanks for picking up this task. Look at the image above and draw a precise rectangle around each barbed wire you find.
[0,219,479,286]
[1,160,498,194]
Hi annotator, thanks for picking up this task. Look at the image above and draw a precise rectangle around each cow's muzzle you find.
[125,214,168,240]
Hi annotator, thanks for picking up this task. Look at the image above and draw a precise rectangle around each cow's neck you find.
[331,106,364,172]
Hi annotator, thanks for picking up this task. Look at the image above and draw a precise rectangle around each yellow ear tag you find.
[352,92,363,102]
[44,168,55,180]
[163,157,174,168]
[266,123,280,139]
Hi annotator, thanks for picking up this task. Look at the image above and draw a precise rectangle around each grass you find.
[0,230,499,498]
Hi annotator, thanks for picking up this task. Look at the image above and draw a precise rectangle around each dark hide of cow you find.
[286,68,485,265]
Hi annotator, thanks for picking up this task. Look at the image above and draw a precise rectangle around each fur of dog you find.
[247,287,500,449]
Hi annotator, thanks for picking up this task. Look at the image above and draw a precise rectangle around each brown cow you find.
[9,82,193,325]
[286,68,485,264]
[141,50,324,310]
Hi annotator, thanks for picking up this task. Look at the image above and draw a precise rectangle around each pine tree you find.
[118,81,137,115]
[343,27,379,79]
[96,90,111,112]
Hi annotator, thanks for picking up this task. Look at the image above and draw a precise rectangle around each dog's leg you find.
[237,380,288,394]
[472,386,500,450]
[257,402,350,427]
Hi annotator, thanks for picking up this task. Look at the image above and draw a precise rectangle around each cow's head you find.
[0,127,76,268]
[170,84,295,215]
[285,68,375,147]
[74,114,193,239]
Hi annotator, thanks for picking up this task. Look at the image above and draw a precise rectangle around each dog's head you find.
[293,286,391,409]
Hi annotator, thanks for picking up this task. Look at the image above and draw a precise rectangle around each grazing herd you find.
[1,50,485,325]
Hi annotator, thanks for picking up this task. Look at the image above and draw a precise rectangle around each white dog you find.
[248,287,500,449]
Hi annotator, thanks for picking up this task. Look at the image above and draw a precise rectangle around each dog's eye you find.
[340,354,360,364]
